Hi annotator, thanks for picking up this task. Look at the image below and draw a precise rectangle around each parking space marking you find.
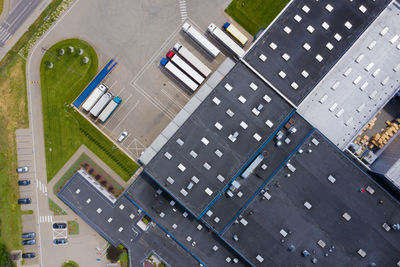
[109,80,118,89]
[133,84,175,120]
[101,92,133,131]
[167,81,190,101]
[130,22,183,84]
[110,100,140,136]
[161,88,184,110]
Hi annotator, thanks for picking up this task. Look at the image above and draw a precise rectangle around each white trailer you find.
[223,22,248,46]
[160,58,198,92]
[82,84,107,112]
[98,96,121,123]
[90,92,113,117]
[167,51,204,84]
[173,43,211,77]
[208,23,245,58]
[182,22,220,58]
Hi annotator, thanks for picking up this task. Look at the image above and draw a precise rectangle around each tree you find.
[106,245,122,263]
[0,242,14,267]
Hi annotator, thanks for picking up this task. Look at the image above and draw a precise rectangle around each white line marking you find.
[110,100,140,136]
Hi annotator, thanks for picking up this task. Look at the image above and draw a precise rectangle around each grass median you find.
[41,39,138,182]
[225,0,290,36]
[0,55,28,254]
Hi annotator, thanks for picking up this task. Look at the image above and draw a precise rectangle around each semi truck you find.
[98,96,122,123]
[166,51,205,85]
[82,84,107,112]
[160,58,198,92]
[223,22,248,46]
[173,43,211,77]
[182,22,220,58]
[208,23,245,58]
[90,92,113,117]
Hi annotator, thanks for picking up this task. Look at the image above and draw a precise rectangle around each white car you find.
[118,131,128,142]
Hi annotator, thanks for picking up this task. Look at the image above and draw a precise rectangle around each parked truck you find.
[208,23,245,58]
[182,22,220,58]
[90,92,113,117]
[160,58,198,92]
[82,84,107,112]
[98,96,122,123]
[173,43,211,77]
[166,51,205,85]
[223,22,248,46]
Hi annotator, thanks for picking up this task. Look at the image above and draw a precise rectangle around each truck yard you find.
[74,15,252,161]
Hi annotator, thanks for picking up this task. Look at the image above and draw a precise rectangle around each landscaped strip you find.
[40,39,138,182]
[225,0,290,36]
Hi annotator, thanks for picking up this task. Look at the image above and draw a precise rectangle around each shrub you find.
[106,245,123,263]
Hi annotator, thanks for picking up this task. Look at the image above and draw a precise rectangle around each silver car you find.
[118,131,128,142]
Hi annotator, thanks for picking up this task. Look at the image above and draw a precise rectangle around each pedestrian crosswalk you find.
[36,179,48,194]
[39,215,53,223]
[0,25,11,46]
[179,0,187,22]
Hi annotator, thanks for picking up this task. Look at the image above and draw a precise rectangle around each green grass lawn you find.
[225,0,290,36]
[62,260,79,267]
[48,198,66,215]
[40,39,139,182]
[67,220,79,235]
[0,55,28,254]
[0,0,4,17]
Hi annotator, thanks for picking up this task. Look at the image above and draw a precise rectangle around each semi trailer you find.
[160,58,198,92]
[98,96,122,123]
[90,92,113,117]
[182,22,220,58]
[82,84,107,112]
[208,23,245,58]
[166,50,205,85]
[223,22,248,46]
[173,43,211,77]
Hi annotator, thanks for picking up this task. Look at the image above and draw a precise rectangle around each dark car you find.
[16,166,28,173]
[18,180,31,186]
[18,198,31,205]
[22,239,36,245]
[21,232,35,239]
[53,238,67,245]
[22,252,36,259]
[52,223,67,229]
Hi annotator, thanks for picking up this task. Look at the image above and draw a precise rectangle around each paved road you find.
[0,0,42,46]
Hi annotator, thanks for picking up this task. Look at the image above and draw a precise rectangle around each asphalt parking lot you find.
[40,0,243,161]
[16,129,39,265]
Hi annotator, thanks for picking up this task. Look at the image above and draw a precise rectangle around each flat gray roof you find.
[244,0,392,105]
[202,113,313,233]
[58,172,198,267]
[144,61,294,217]
[298,1,400,149]
[125,173,250,267]
[222,131,400,266]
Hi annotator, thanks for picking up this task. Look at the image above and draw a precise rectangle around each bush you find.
[106,245,123,263]
[0,243,13,267]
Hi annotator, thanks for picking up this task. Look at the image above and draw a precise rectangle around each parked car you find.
[118,131,128,142]
[22,239,36,245]
[53,238,67,245]
[16,166,29,173]
[21,232,35,239]
[22,252,36,258]
[18,198,31,205]
[52,222,67,229]
[18,180,31,186]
